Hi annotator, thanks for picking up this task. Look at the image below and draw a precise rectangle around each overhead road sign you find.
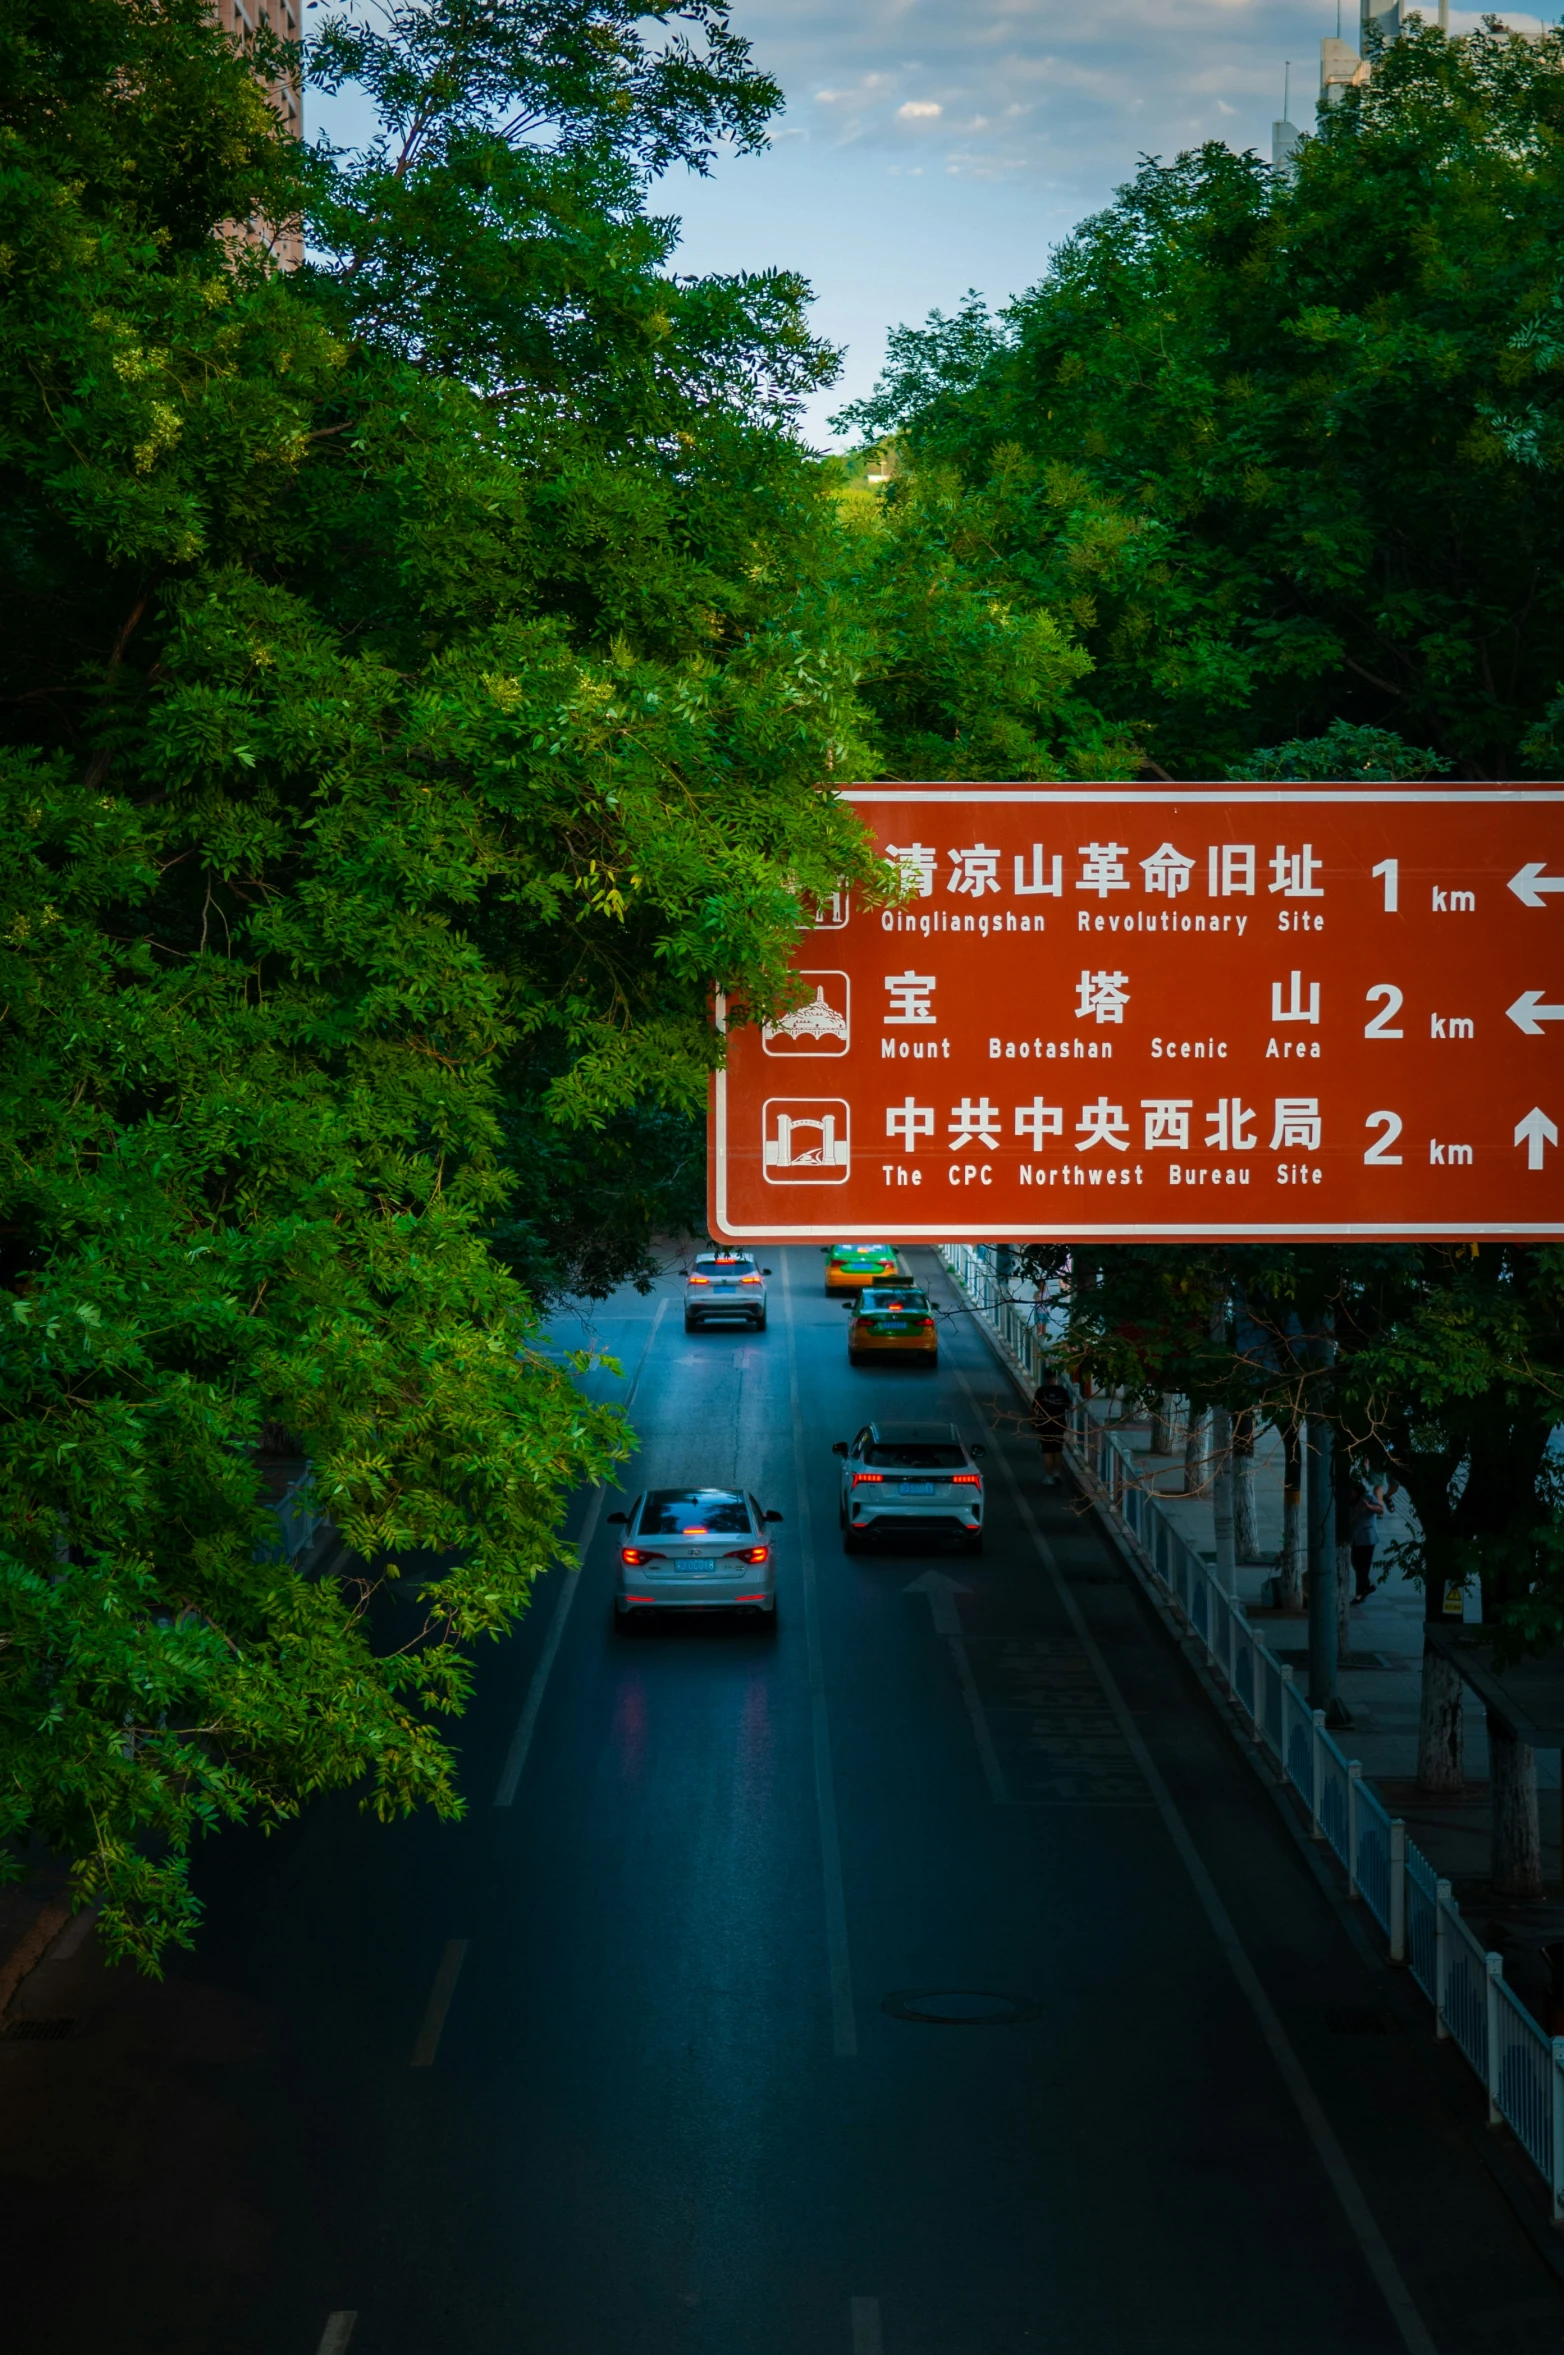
[709,785,1564,1243]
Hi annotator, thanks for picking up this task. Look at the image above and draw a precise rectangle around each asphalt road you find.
[4,1249,1564,2355]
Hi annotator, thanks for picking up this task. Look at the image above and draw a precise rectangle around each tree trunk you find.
[1336,1534,1354,1670]
[1211,1404,1236,1595]
[1416,1635,1465,1792]
[1182,1408,1209,1495]
[1149,1393,1178,1455]
[1277,1416,1303,1610]
[1489,1711,1542,1899]
[1232,1409,1257,1559]
[1306,1411,1341,1720]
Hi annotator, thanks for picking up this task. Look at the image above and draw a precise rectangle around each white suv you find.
[685,1251,770,1332]
[833,1422,987,1555]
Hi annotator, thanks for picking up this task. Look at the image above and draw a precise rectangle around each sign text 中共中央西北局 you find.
[708,786,1564,1242]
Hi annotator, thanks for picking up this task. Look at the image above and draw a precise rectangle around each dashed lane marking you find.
[850,2294,883,2354]
[492,1299,669,1807]
[782,1253,858,2058]
[410,1939,469,2069]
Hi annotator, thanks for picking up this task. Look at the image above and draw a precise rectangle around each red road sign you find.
[709,786,1564,1242]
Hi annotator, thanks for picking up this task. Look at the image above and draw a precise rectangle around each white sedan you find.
[610,1488,782,1622]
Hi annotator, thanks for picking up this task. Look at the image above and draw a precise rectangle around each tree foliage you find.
[0,0,904,1964]
[838,19,1564,779]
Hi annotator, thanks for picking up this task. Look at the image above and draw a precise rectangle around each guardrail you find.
[938,1241,1564,2226]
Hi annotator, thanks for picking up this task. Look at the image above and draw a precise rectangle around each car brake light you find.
[852,1471,883,1484]
[919,1318,935,1331]
[620,1547,667,1565]
[687,1274,710,1284]
[725,1545,770,1563]
[740,1273,762,1284]
[684,1526,708,1535]
[952,1473,980,1486]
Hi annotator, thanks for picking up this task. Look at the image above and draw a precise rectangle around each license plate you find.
[898,1481,935,1496]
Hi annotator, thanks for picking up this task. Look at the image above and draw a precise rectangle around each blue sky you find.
[311,3,1553,446]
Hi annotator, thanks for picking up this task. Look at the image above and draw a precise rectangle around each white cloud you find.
[897,99,944,118]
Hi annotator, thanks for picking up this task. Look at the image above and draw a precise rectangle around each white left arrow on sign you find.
[1507,991,1564,1035]
[1509,863,1564,909]
[1515,1107,1560,1170]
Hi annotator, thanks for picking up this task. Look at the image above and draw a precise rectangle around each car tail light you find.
[620,1546,666,1565]
[952,1473,981,1486]
[919,1318,935,1331]
[687,1274,710,1285]
[726,1545,771,1563]
[740,1273,762,1284]
[852,1471,883,1485]
[736,1592,767,1602]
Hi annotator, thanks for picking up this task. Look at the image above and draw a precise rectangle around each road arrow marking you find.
[1509,862,1564,908]
[902,1568,971,1635]
[1507,990,1564,1035]
[1515,1107,1559,1169]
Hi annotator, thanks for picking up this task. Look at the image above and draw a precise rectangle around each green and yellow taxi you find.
[847,1285,939,1369]
[823,1242,902,1296]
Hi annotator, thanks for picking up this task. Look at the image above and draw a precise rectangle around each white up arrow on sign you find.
[1509,863,1564,908]
[1506,991,1564,1035]
[1515,1108,1560,1169]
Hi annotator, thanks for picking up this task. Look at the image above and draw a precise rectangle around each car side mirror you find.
[761,1267,772,1276]
[765,1510,784,1523]
[606,1510,627,1524]
[970,1445,987,1458]
[831,1441,848,1457]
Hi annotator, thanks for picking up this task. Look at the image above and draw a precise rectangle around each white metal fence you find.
[938,1242,1564,2225]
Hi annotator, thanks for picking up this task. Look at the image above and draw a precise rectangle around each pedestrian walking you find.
[1030,1370,1073,1485]
[1348,1476,1386,1604]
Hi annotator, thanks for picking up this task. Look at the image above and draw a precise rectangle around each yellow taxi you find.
[823,1242,902,1296]
[847,1285,939,1369]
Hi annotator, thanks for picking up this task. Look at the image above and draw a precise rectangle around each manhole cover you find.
[2,2017,76,2042]
[882,1988,1041,2027]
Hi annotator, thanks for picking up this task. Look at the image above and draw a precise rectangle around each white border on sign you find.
[710,786,1564,1242]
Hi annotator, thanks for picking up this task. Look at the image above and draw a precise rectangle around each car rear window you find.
[696,1257,756,1277]
[859,1291,929,1314]
[866,1443,967,1469]
[640,1490,753,1535]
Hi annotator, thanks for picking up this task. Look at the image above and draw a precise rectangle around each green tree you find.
[839,19,1564,779]
[0,0,887,1964]
[1030,1237,1564,1897]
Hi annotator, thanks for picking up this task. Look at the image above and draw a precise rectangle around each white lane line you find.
[46,1905,99,1963]
[316,2311,357,2353]
[949,1353,1441,2355]
[903,1570,1009,1802]
[492,1298,669,1807]
[850,2294,883,2354]
[782,1254,858,2059]
[946,1633,1010,1805]
[411,1938,469,2068]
